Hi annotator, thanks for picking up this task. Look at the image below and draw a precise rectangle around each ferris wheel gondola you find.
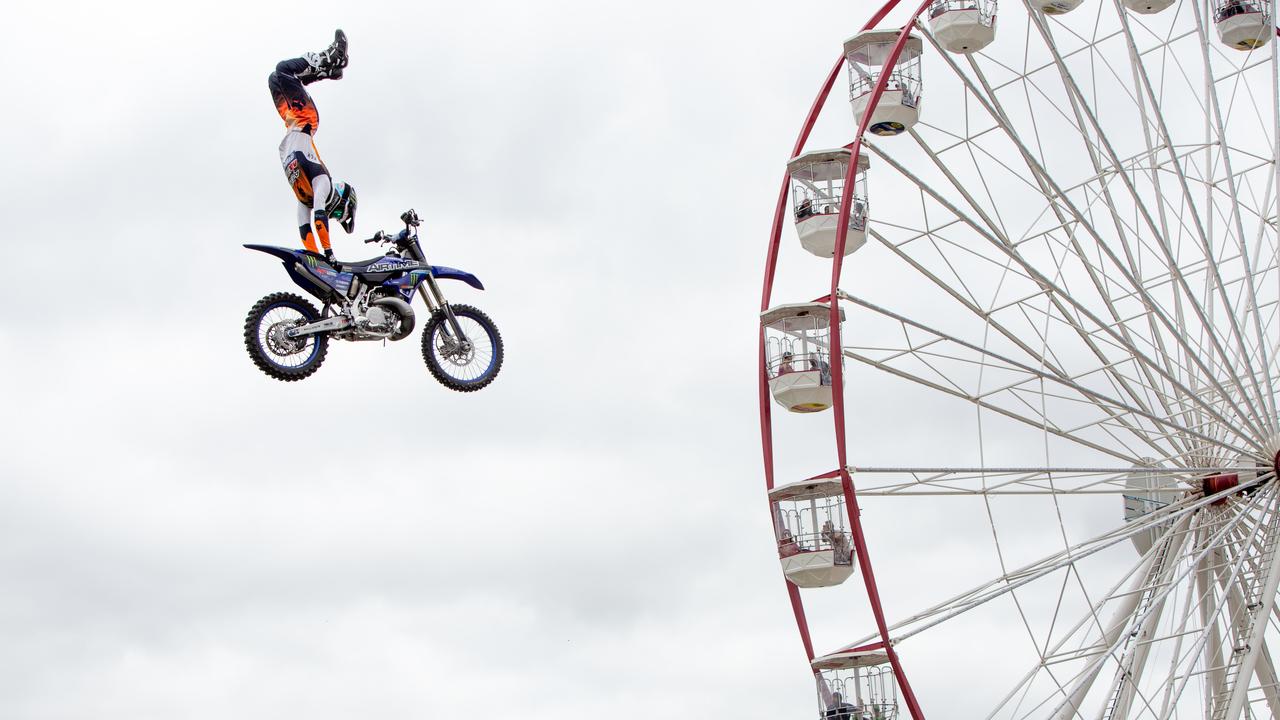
[757,0,1280,718]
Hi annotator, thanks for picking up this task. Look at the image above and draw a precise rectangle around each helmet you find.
[327,181,358,233]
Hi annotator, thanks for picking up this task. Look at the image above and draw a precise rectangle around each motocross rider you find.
[269,30,358,265]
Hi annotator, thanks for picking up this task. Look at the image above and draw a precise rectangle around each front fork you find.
[417,274,470,352]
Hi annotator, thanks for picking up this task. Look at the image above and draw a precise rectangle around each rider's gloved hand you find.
[324,248,337,265]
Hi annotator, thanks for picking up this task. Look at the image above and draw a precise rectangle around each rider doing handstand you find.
[269,30,358,265]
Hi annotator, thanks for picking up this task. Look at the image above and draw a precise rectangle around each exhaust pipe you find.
[371,296,415,340]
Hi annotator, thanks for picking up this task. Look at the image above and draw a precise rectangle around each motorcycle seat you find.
[339,257,391,273]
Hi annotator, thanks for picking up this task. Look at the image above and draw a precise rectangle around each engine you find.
[335,291,416,341]
[363,305,399,334]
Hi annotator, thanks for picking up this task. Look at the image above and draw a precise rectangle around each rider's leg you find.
[296,213,333,257]
[314,215,332,257]
[266,30,347,132]
[296,201,319,253]
[295,177,334,256]
[311,175,334,256]
[269,58,322,134]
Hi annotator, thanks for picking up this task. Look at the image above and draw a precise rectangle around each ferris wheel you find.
[757,0,1280,717]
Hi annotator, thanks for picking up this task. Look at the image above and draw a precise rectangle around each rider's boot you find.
[325,30,349,69]
[298,30,349,82]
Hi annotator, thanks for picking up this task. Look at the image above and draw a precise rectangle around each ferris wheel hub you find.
[1203,472,1242,505]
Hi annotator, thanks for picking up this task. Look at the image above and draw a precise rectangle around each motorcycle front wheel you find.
[420,304,503,392]
[243,292,329,381]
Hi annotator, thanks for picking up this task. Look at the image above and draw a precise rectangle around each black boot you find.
[325,29,349,69]
[298,30,348,82]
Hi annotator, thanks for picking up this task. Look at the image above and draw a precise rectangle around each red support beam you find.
[757,0,932,716]
[824,6,936,718]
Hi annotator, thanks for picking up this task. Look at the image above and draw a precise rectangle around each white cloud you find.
[2,0,1273,718]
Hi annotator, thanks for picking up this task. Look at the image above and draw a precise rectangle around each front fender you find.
[431,265,485,291]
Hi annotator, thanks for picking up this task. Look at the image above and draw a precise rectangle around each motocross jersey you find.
[279,130,330,207]
[279,131,334,254]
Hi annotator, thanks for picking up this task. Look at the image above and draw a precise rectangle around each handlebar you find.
[364,209,422,243]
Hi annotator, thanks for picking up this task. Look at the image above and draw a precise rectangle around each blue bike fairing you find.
[244,245,484,295]
[431,266,484,290]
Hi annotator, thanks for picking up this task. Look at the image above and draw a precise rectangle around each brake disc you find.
[267,321,306,355]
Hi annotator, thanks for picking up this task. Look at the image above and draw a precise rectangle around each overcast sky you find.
[0,1,1196,718]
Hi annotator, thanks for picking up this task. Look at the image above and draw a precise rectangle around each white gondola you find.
[762,303,844,413]
[929,0,997,54]
[1039,0,1082,14]
[1122,0,1173,15]
[788,149,871,258]
[1122,465,1181,556]
[769,477,856,588]
[844,30,923,136]
[812,650,899,720]
[1214,0,1273,49]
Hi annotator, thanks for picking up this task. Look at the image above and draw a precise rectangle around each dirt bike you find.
[242,209,503,390]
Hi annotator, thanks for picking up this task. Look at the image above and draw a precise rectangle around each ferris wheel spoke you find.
[1010,529,1193,719]
[897,48,1188,428]
[847,353,1120,462]
[1016,293,1251,431]
[1147,489,1280,719]
[1048,512,1195,720]
[860,193,1259,450]
[1150,533,1217,718]
[1112,500,1279,720]
[1019,4,1277,440]
[1183,0,1280,435]
[1146,38,1280,439]
[962,11,1274,438]
[863,483,1272,720]
[842,341,1146,462]
[1038,486,1274,719]
[845,502,1178,654]
[884,128,1186,423]
[866,211,1076,382]
[866,60,1271,446]
[845,287,1259,460]
[1084,524,1230,720]
[872,515,1224,711]
[1105,29,1220,448]
[1208,502,1280,719]
[874,481,1265,652]
[848,466,1256,496]
[1248,637,1280,717]
[1126,492,1273,716]
[841,291,1259,458]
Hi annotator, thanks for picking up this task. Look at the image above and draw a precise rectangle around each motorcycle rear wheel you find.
[244,292,329,381]
[420,304,503,391]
